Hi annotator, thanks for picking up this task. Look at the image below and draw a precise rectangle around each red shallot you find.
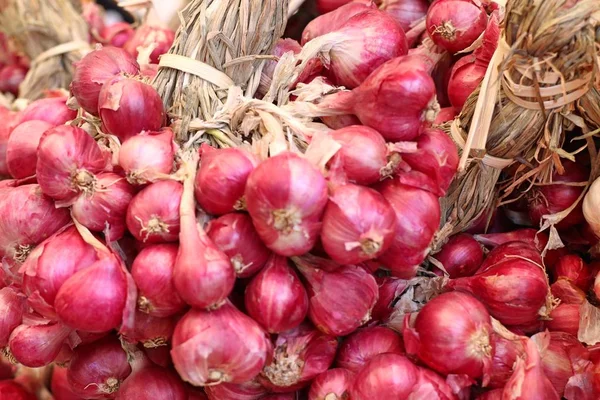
[204,380,267,400]
[101,23,135,48]
[302,2,377,45]
[124,310,175,349]
[308,368,354,400]
[0,287,26,347]
[488,332,526,389]
[18,96,77,127]
[119,128,176,185]
[546,303,580,336]
[371,276,409,322]
[350,353,419,400]
[51,366,83,400]
[8,318,72,367]
[553,254,593,291]
[124,25,175,64]
[336,326,404,372]
[0,380,35,400]
[0,65,26,96]
[381,0,430,32]
[6,120,53,179]
[433,233,483,278]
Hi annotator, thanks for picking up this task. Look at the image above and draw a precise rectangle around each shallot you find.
[101,23,135,48]
[381,0,430,32]
[124,25,175,64]
[308,368,354,400]
[350,353,419,400]
[8,318,72,367]
[6,120,53,179]
[18,96,77,127]
[433,233,483,278]
[118,128,176,185]
[336,326,404,372]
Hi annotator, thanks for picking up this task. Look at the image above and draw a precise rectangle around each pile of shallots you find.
[1,0,600,399]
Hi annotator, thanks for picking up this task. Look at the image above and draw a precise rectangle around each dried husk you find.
[0,0,90,100]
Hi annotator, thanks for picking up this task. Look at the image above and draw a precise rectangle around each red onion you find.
[350,353,420,400]
[71,46,140,115]
[337,326,404,372]
[119,128,176,184]
[426,0,488,54]
[377,180,440,278]
[0,287,26,346]
[171,302,272,385]
[18,96,77,127]
[502,337,560,399]
[302,2,376,45]
[0,184,70,265]
[8,319,72,367]
[259,323,337,392]
[98,75,165,142]
[321,183,396,264]
[0,380,36,400]
[551,278,586,305]
[83,1,104,35]
[204,380,268,400]
[261,395,300,400]
[194,145,257,215]
[371,276,409,322]
[173,156,235,309]
[131,244,185,317]
[295,259,378,336]
[36,125,109,202]
[245,255,308,333]
[245,152,328,256]
[126,180,182,243]
[528,160,588,230]
[5,120,53,179]
[0,109,19,176]
[434,106,458,125]
[488,332,526,389]
[448,254,549,328]
[124,311,175,349]
[308,368,354,400]
[381,0,430,32]
[315,0,355,14]
[0,65,27,96]
[124,25,175,64]
[553,254,593,290]
[477,241,543,273]
[206,213,271,278]
[51,366,83,400]
[327,125,388,185]
[404,291,493,381]
[433,233,483,278]
[67,336,132,399]
[101,23,135,48]
[72,173,135,240]
[546,303,580,336]
[448,14,500,109]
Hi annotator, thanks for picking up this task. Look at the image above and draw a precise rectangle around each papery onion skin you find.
[245,255,308,333]
[336,326,404,372]
[259,323,338,392]
[0,287,26,346]
[131,244,186,318]
[18,96,77,127]
[350,353,420,400]
[308,368,354,400]
[36,125,109,202]
[67,336,132,399]
[245,152,328,257]
[553,254,593,291]
[206,213,271,278]
[124,25,175,64]
[321,184,396,264]
[119,128,176,185]
[8,320,72,367]
[115,365,186,400]
[371,276,409,322]
[488,333,526,389]
[6,120,53,179]
[98,75,165,142]
[194,145,257,215]
[204,380,268,400]
[414,368,458,399]
[126,180,183,243]
[71,46,140,115]
[171,302,273,385]
[51,365,83,400]
[433,233,483,278]
[377,180,441,278]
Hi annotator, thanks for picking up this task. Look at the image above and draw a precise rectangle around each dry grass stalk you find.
[153,0,289,144]
[0,0,90,100]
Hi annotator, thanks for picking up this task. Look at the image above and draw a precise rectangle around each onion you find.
[371,276,409,322]
[67,336,132,399]
[308,368,354,400]
[336,326,404,372]
[0,380,36,400]
[295,259,378,336]
[321,183,396,264]
[83,1,105,36]
[434,106,458,125]
[377,180,441,278]
[0,109,19,176]
[51,366,82,400]
[126,180,183,243]
[194,145,257,215]
[302,2,377,45]
[546,303,580,336]
[0,65,27,96]
[398,127,460,197]
[8,318,72,367]
[350,353,420,400]
[477,241,543,273]
[426,0,488,54]
[0,287,26,346]
[381,0,430,32]
[36,125,109,202]
[124,25,175,64]
[71,46,140,115]
[259,323,338,392]
[101,23,135,48]
[502,337,560,399]
[204,380,268,400]
[18,96,77,127]
[206,213,271,278]
[131,244,185,317]
[315,0,355,14]
[245,152,328,257]
[5,120,52,179]
[245,255,308,333]
[447,253,549,328]
[488,333,526,389]
[553,254,593,290]
[171,302,272,385]
[321,114,361,130]
[124,310,175,349]
[0,184,70,265]
[173,156,235,309]
[551,278,586,304]
[119,128,176,185]
[327,125,388,185]
[433,233,483,278]
[98,75,165,142]
[528,160,588,230]
[404,291,493,381]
